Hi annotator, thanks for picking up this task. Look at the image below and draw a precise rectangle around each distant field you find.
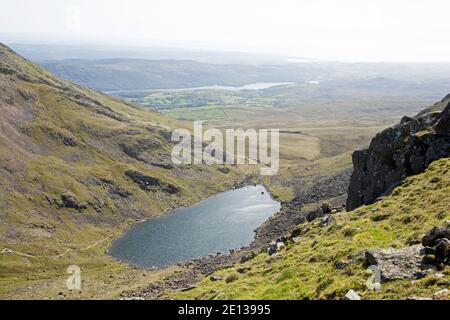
[161,105,229,121]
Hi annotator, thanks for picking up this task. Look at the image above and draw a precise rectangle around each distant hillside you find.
[8,43,299,65]
[0,43,245,298]
[37,58,450,99]
[41,59,280,91]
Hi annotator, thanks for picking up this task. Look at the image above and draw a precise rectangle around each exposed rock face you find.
[125,170,179,194]
[422,226,450,247]
[422,226,450,263]
[60,194,87,211]
[347,96,450,210]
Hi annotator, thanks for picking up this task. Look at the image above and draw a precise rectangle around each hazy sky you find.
[1,0,450,61]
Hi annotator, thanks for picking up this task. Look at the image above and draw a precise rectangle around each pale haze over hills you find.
[2,0,450,62]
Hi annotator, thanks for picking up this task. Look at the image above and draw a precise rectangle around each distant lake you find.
[109,185,280,268]
[104,82,293,95]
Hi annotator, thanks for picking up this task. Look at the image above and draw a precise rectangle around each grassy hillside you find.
[0,43,249,299]
[172,157,450,300]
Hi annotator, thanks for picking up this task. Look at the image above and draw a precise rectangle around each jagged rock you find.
[157,129,173,142]
[276,235,288,243]
[63,136,77,147]
[305,208,324,222]
[125,170,159,188]
[365,245,436,282]
[347,96,450,210]
[421,226,450,263]
[60,194,86,211]
[320,203,331,214]
[266,240,286,255]
[276,242,285,251]
[345,289,361,300]
[319,214,333,227]
[101,179,131,198]
[125,170,179,194]
[267,241,277,255]
[422,226,450,247]
[119,142,140,158]
[435,238,450,263]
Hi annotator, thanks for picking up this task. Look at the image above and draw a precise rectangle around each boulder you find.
[125,170,179,194]
[60,194,87,211]
[365,245,436,282]
[276,242,286,251]
[2,248,13,254]
[267,241,277,255]
[435,238,450,262]
[421,226,450,263]
[291,236,301,243]
[320,203,331,214]
[344,289,361,300]
[267,241,285,255]
[319,215,334,227]
[422,226,450,247]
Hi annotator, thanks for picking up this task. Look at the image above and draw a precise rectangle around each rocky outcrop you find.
[365,245,436,281]
[347,95,450,210]
[364,226,450,282]
[422,226,450,264]
[125,170,179,194]
[60,194,87,211]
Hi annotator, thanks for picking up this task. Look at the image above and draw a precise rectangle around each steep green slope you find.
[172,157,450,300]
[0,44,247,298]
